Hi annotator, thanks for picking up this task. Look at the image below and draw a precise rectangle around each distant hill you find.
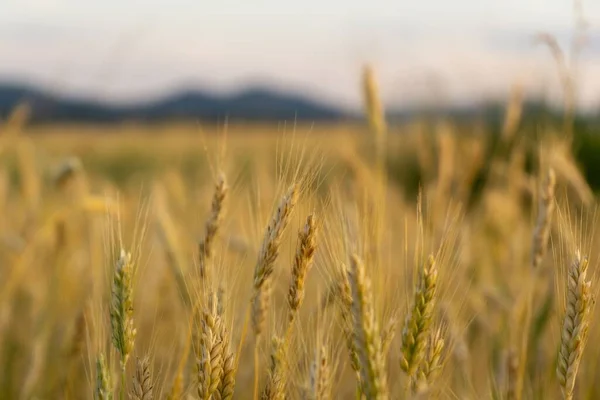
[0,83,350,123]
[1,82,596,125]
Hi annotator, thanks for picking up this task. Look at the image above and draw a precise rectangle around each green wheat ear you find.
[95,353,113,400]
[110,249,136,371]
[401,255,438,379]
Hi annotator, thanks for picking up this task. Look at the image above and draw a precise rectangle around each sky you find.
[1,0,599,110]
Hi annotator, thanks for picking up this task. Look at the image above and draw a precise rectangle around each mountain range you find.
[0,82,594,125]
[0,83,350,123]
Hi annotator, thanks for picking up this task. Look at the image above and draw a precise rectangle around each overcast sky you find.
[1,0,599,110]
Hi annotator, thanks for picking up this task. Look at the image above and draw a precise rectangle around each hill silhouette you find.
[0,83,349,123]
[1,82,597,125]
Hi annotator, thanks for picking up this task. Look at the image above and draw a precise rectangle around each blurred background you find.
[1,0,600,121]
[2,0,600,194]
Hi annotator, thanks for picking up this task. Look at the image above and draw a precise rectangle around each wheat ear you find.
[199,173,228,280]
[411,328,445,394]
[215,291,235,400]
[110,249,136,372]
[557,252,592,400]
[197,304,224,400]
[216,322,236,400]
[309,345,331,400]
[95,353,113,400]
[347,254,388,400]
[130,356,153,400]
[337,267,362,387]
[287,214,318,331]
[262,336,287,400]
[400,255,438,379]
[252,184,299,338]
[532,168,556,270]
[381,314,398,357]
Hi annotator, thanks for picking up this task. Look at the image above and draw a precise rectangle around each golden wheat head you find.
[557,252,592,400]
[288,213,318,326]
[130,356,153,400]
[400,255,438,378]
[252,184,299,337]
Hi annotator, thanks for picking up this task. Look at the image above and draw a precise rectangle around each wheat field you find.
[0,71,599,400]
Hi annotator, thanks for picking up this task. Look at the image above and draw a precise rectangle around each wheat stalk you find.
[167,314,195,400]
[532,168,556,270]
[16,138,41,216]
[506,348,519,400]
[400,255,438,379]
[347,254,388,400]
[155,185,192,308]
[362,65,387,149]
[199,173,228,281]
[167,369,183,400]
[251,184,299,400]
[70,308,86,359]
[501,84,524,143]
[337,266,361,382]
[557,252,592,400]
[65,309,87,396]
